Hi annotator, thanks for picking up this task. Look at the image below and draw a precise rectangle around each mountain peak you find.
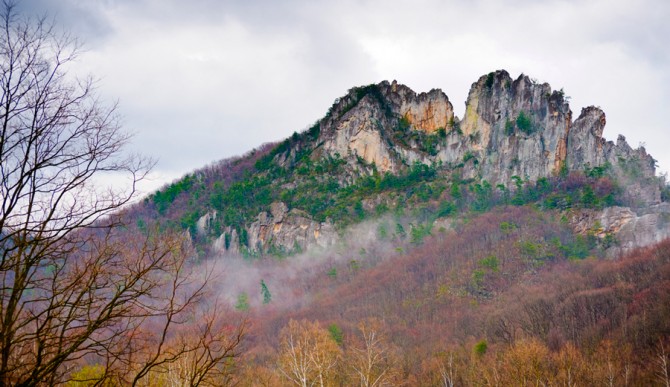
[315,80,454,173]
[140,70,668,258]
[309,71,658,197]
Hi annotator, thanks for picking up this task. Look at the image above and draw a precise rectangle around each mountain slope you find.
[116,70,670,385]
[128,70,669,257]
[240,207,670,385]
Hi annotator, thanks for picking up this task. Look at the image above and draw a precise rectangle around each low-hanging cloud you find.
[203,215,413,311]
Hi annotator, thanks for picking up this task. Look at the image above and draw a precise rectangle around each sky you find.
[21,0,670,194]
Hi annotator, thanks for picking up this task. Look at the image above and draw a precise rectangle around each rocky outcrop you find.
[460,71,573,185]
[318,81,455,173]
[247,202,336,254]
[314,70,661,205]
[603,135,661,206]
[570,204,670,256]
[321,93,398,172]
[391,81,453,133]
[196,211,216,236]
[457,71,660,197]
[210,70,666,256]
[208,202,336,256]
[457,72,664,250]
[567,106,607,168]
[212,226,240,255]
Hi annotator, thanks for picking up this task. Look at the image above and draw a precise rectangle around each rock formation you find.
[317,81,456,173]
[316,71,659,200]
[207,202,336,256]
[569,203,670,256]
[246,202,335,254]
[199,70,665,256]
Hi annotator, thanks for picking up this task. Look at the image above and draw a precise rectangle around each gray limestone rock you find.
[245,203,335,255]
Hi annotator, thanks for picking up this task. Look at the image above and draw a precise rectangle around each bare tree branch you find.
[0,2,245,385]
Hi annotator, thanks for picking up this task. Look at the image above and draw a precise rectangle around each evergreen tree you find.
[261,280,272,304]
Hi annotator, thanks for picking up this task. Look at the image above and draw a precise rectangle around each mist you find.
[199,214,437,312]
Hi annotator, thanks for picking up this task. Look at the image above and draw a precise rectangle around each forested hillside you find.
[113,71,670,385]
[4,0,669,384]
[237,207,670,385]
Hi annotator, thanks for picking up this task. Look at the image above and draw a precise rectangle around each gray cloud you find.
[17,0,670,192]
[19,0,113,43]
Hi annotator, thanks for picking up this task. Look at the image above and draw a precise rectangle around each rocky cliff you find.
[192,70,666,256]
[569,203,670,257]
[316,70,659,201]
[316,81,456,174]
[245,202,336,255]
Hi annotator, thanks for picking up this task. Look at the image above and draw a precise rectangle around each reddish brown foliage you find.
[238,207,670,384]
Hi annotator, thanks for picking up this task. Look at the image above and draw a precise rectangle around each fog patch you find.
[199,214,437,312]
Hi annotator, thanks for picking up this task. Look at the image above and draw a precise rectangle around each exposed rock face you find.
[246,202,336,254]
[321,93,398,172]
[460,72,573,185]
[567,106,607,169]
[458,71,659,196]
[196,211,216,236]
[317,70,666,254]
[319,81,455,173]
[461,72,663,250]
[212,227,239,255]
[209,202,336,256]
[208,70,666,256]
[570,204,670,255]
[316,70,660,203]
[393,82,453,133]
[603,135,660,206]
[318,70,660,200]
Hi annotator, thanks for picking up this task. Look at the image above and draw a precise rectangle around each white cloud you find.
[23,0,670,185]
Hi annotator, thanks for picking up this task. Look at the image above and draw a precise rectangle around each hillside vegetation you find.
[115,73,670,385]
[6,1,668,383]
[238,207,670,385]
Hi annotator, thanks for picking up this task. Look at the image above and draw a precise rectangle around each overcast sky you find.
[22,0,670,193]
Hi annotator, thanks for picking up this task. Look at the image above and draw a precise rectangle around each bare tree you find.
[0,2,244,385]
[346,319,399,387]
[656,340,670,387]
[277,319,341,387]
[438,352,456,387]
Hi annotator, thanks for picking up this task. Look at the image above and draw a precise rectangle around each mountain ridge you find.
[315,70,657,193]
[132,70,669,258]
[112,70,670,386]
